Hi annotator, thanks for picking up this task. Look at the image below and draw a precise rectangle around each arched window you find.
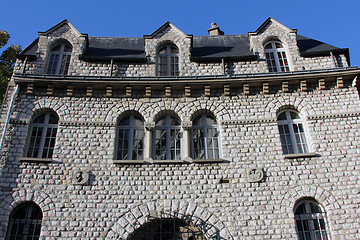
[46,43,72,75]
[128,217,206,240]
[264,41,290,72]
[294,199,330,240]
[277,110,309,154]
[157,45,179,76]
[116,114,145,160]
[191,113,220,159]
[6,202,43,240]
[153,114,181,160]
[26,112,59,159]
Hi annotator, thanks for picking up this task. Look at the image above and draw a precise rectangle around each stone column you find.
[144,122,155,161]
[181,121,192,161]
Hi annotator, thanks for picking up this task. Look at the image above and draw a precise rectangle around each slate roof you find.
[191,35,256,61]
[79,37,147,62]
[17,33,349,63]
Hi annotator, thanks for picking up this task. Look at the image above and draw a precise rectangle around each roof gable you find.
[38,19,87,38]
[249,17,297,36]
[144,22,191,39]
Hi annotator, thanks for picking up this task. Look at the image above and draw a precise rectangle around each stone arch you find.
[16,98,70,123]
[105,101,150,123]
[0,189,56,239]
[182,101,231,122]
[280,185,340,219]
[264,96,316,119]
[47,38,73,53]
[105,200,233,239]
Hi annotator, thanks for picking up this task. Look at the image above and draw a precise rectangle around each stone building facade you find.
[0,18,359,239]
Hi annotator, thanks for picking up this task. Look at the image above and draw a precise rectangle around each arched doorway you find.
[128,217,207,240]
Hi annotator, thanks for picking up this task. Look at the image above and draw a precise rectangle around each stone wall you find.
[0,81,359,239]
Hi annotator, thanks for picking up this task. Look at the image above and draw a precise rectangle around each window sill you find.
[284,152,317,159]
[152,160,185,164]
[113,160,145,164]
[191,158,224,163]
[20,157,52,162]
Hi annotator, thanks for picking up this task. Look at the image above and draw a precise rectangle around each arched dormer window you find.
[277,110,309,155]
[6,202,43,240]
[116,113,145,160]
[157,45,179,76]
[294,198,330,240]
[26,112,59,159]
[46,43,72,75]
[264,41,289,72]
[191,113,220,159]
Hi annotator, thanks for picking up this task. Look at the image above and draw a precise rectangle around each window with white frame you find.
[6,202,43,240]
[46,43,72,75]
[191,113,220,159]
[157,45,179,76]
[26,112,59,159]
[153,114,181,160]
[277,110,309,155]
[264,41,290,72]
[294,199,330,240]
[116,114,145,160]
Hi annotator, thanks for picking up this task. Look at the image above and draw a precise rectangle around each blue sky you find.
[2,0,360,67]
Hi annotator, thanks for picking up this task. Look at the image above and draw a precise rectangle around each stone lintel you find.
[106,86,112,97]
[263,82,269,94]
[243,83,250,95]
[336,77,343,88]
[86,86,93,97]
[26,83,34,94]
[145,86,151,97]
[223,84,230,96]
[282,81,289,93]
[125,86,132,97]
[300,80,307,92]
[204,85,210,97]
[46,84,54,96]
[184,85,191,97]
[164,86,171,97]
[319,78,326,90]
[67,85,73,97]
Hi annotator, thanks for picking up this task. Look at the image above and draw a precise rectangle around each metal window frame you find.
[156,45,179,76]
[26,112,58,159]
[116,114,145,160]
[46,44,72,75]
[277,110,310,155]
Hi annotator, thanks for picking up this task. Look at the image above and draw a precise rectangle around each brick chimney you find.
[207,22,224,36]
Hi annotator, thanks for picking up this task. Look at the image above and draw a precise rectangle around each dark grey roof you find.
[17,33,349,63]
[79,37,147,62]
[296,35,347,57]
[191,35,256,61]
[16,38,39,60]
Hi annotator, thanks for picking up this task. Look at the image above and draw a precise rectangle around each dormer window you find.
[264,42,289,72]
[157,45,179,76]
[46,43,72,75]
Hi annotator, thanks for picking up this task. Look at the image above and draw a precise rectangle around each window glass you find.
[294,199,329,240]
[116,114,144,160]
[157,45,179,76]
[46,43,72,75]
[192,114,220,159]
[26,112,59,159]
[154,115,181,160]
[6,202,42,240]
[264,42,290,73]
[277,110,309,154]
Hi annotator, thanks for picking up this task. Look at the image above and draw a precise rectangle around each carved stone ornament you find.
[247,168,264,183]
[144,122,155,131]
[181,121,192,130]
[72,170,89,185]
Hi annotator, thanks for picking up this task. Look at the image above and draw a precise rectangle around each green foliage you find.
[0,30,22,105]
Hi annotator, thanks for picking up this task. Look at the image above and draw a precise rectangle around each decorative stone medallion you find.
[247,168,264,183]
[72,170,89,185]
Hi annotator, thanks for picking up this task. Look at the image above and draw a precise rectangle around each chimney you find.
[207,22,224,36]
